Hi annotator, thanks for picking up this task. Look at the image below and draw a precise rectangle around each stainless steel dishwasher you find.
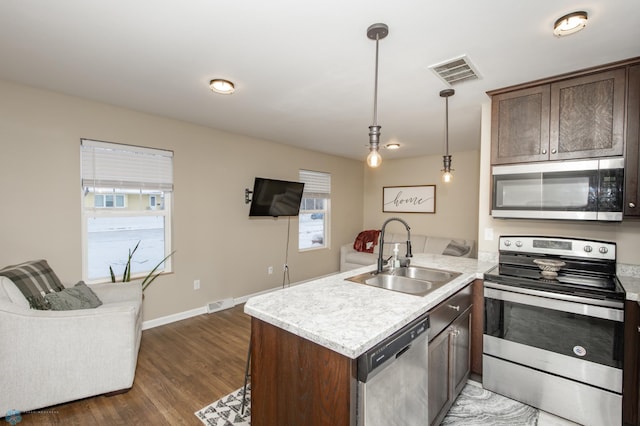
[357,313,429,426]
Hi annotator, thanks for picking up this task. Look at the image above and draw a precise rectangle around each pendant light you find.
[366,23,388,168]
[440,89,455,183]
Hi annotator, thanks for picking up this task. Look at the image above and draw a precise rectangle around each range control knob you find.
[599,247,609,254]
[515,241,523,248]
[584,245,593,253]
[504,240,511,247]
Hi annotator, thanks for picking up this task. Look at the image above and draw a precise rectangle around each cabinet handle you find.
[551,148,557,154]
[542,149,547,155]
[450,329,461,337]
[447,304,460,312]
[630,202,637,209]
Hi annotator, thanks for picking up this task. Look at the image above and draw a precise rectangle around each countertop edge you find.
[619,274,640,302]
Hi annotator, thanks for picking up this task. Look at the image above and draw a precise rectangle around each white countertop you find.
[244,254,495,359]
[619,274,640,302]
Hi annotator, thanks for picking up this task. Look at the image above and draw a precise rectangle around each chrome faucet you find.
[377,217,413,273]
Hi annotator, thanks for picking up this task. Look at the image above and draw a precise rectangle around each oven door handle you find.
[484,284,623,322]
[484,281,624,309]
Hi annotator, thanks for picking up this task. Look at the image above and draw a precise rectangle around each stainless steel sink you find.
[346,266,461,297]
[393,266,459,283]
[362,274,434,295]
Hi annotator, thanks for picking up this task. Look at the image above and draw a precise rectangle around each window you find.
[94,194,126,208]
[81,139,173,282]
[298,170,330,250]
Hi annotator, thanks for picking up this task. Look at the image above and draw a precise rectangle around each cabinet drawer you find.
[428,285,472,342]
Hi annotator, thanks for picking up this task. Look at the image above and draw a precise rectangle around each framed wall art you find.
[382,185,436,213]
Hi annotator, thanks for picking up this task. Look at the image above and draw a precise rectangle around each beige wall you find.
[362,150,480,251]
[0,80,365,321]
[477,102,640,266]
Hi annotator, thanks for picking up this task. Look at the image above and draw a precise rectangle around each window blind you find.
[299,170,330,199]
[81,139,173,191]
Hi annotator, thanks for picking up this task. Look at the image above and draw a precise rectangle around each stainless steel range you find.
[483,236,625,426]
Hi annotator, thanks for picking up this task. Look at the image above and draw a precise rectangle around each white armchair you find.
[0,280,142,414]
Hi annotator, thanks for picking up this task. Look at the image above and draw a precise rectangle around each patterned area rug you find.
[195,382,538,425]
[195,385,250,425]
[442,383,539,426]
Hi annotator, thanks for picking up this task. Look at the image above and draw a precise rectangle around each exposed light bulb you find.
[367,149,382,168]
[441,154,453,184]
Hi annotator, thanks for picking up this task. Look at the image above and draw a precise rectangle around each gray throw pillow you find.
[45,281,103,310]
[443,240,471,257]
[0,259,65,310]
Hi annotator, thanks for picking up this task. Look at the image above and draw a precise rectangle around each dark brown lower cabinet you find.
[428,306,472,425]
[470,279,484,376]
[623,300,640,426]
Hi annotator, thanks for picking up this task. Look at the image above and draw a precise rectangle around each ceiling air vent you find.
[429,55,481,86]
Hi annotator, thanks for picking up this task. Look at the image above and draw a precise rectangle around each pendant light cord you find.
[444,95,449,156]
[373,35,380,126]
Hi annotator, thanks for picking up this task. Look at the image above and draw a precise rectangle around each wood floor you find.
[19,305,251,425]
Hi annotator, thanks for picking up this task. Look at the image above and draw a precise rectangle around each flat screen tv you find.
[249,177,305,217]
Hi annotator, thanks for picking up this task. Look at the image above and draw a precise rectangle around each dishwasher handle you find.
[357,314,429,383]
[396,344,411,359]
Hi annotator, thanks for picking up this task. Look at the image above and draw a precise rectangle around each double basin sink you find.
[346,265,461,297]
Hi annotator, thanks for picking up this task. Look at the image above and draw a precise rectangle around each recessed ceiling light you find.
[385,143,400,150]
[553,11,588,37]
[209,79,235,95]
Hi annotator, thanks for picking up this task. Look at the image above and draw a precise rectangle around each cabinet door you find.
[428,328,451,426]
[625,64,640,217]
[550,68,626,160]
[428,307,472,426]
[451,308,471,397]
[491,85,551,164]
[622,300,640,425]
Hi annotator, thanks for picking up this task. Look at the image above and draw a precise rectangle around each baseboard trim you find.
[142,306,207,330]
[141,284,285,330]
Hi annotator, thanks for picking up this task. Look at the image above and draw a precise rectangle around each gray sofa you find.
[340,233,475,272]
[0,276,142,414]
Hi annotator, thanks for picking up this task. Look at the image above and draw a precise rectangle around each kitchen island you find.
[244,254,494,425]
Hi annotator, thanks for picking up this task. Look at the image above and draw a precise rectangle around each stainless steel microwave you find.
[491,157,625,221]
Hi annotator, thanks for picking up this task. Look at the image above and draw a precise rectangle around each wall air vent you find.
[429,55,481,86]
[207,298,235,313]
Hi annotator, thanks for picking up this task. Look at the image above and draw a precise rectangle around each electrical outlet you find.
[484,227,494,241]
[194,279,200,290]
[267,266,273,275]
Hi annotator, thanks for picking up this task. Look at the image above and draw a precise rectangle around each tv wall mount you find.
[245,188,252,204]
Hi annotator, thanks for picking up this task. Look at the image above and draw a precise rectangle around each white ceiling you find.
[1,1,639,161]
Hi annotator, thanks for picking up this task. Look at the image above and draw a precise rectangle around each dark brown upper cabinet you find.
[491,85,550,164]
[550,69,625,161]
[625,64,640,218]
[490,64,628,165]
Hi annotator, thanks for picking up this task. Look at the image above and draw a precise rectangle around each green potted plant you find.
[109,241,175,292]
